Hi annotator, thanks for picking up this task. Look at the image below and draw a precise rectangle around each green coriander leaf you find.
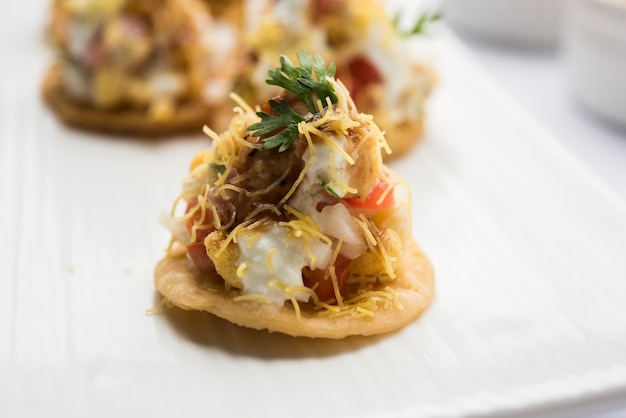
[318,175,340,198]
[247,99,305,152]
[266,55,311,109]
[209,162,226,174]
[395,10,442,37]
[266,50,338,113]
[295,50,337,107]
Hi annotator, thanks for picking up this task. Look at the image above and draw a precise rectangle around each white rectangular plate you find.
[2,4,626,417]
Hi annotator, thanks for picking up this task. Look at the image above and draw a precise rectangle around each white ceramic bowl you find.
[563,0,626,128]
[443,0,564,48]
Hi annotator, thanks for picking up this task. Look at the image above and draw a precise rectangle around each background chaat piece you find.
[234,0,437,157]
[201,0,245,27]
[43,0,239,136]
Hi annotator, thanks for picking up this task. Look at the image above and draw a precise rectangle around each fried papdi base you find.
[42,66,232,137]
[154,240,434,339]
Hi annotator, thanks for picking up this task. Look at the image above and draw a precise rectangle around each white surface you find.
[3,4,626,418]
[448,28,626,202]
[563,0,626,129]
[443,0,563,47]
[447,16,626,418]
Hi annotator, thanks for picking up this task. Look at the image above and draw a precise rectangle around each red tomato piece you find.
[344,178,394,210]
[336,55,383,103]
[186,241,216,273]
[303,254,352,302]
[185,197,216,272]
[185,197,215,241]
[312,0,339,22]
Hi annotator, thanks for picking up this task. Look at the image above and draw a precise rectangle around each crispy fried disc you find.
[154,240,434,339]
[42,66,231,137]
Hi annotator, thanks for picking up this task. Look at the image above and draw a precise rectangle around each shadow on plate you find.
[54,121,207,146]
[152,292,392,360]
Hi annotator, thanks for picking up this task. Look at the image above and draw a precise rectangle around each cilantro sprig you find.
[247,99,305,152]
[247,50,338,152]
[267,50,338,113]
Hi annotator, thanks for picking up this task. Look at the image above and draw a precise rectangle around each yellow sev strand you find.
[326,77,353,115]
[355,306,376,317]
[361,222,396,279]
[280,282,321,322]
[304,124,355,166]
[182,194,214,242]
[309,96,357,135]
[144,297,174,315]
[355,215,378,249]
[376,179,395,206]
[288,293,302,321]
[343,95,391,155]
[282,204,308,220]
[268,279,305,321]
[230,129,260,150]
[281,204,332,245]
[372,230,396,279]
[277,123,315,206]
[354,214,396,279]
[215,219,256,257]
[209,204,223,230]
[334,178,358,196]
[327,239,344,306]
[216,183,245,195]
[344,290,394,305]
[372,123,392,155]
[229,92,255,115]
[314,301,342,314]
[266,248,277,273]
[233,294,272,304]
[202,125,220,142]
[236,262,248,278]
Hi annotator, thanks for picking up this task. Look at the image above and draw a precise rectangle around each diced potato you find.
[350,227,402,277]
[204,231,243,289]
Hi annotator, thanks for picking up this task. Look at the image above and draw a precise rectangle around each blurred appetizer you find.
[43,0,239,136]
[154,52,434,338]
[201,0,244,26]
[235,0,437,157]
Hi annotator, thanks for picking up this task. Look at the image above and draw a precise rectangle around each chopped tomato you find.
[185,197,216,272]
[185,197,215,241]
[312,0,339,22]
[303,254,351,302]
[336,55,383,103]
[344,178,394,210]
[261,99,275,115]
[186,241,216,273]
